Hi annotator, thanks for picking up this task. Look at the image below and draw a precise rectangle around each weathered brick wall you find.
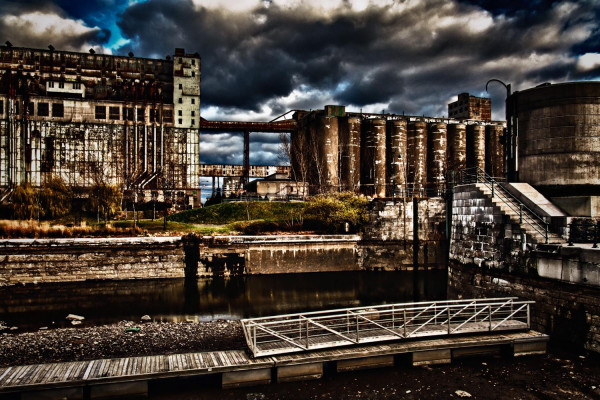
[0,237,185,285]
[449,261,600,353]
[450,184,528,270]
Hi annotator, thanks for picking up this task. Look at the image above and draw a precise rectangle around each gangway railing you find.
[241,298,533,357]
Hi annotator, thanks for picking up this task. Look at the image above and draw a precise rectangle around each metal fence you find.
[241,297,532,357]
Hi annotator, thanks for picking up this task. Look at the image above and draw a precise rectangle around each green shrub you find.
[10,183,37,220]
[303,192,368,233]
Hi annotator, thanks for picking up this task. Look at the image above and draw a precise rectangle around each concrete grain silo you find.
[427,122,447,196]
[485,124,504,178]
[338,117,361,192]
[466,124,485,171]
[361,119,386,197]
[513,81,600,215]
[386,119,407,197]
[407,121,428,195]
[316,115,340,192]
[447,123,467,173]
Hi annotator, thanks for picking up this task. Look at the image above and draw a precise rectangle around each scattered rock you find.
[125,327,141,333]
[455,390,472,398]
[0,325,8,332]
[39,327,48,330]
[66,314,85,321]
[71,320,82,326]
[9,327,18,331]
[141,315,152,322]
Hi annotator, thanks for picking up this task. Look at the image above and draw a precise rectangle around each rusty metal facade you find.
[317,115,340,192]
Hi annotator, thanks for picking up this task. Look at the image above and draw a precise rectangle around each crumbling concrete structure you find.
[0,45,201,207]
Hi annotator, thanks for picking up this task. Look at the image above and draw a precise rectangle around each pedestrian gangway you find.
[241,298,532,357]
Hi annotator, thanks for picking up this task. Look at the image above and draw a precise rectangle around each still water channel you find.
[0,270,447,331]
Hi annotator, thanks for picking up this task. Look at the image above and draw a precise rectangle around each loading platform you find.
[0,298,548,399]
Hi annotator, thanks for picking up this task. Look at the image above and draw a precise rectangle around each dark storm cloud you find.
[0,0,111,51]
[115,0,599,120]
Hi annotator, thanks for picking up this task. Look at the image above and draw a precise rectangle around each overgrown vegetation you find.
[0,220,141,238]
[169,201,306,225]
[303,192,369,233]
[88,182,121,223]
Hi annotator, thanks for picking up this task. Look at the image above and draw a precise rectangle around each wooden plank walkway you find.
[0,330,548,394]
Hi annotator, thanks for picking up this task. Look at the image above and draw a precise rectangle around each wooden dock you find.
[0,330,548,399]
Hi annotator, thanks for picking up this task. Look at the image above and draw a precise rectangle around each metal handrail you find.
[460,167,549,243]
[241,298,533,357]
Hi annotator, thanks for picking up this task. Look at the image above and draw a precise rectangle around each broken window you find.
[163,109,173,123]
[125,107,133,121]
[0,100,3,114]
[109,106,120,120]
[52,103,64,117]
[95,106,106,120]
[137,108,145,122]
[28,102,34,115]
[150,109,160,122]
[38,102,49,116]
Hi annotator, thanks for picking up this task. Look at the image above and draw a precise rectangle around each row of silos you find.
[293,113,505,197]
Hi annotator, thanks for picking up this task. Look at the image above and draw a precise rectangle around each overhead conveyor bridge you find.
[241,298,533,357]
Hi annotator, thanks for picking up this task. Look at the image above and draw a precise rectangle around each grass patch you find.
[169,202,306,225]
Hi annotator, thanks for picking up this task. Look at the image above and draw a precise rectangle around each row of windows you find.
[177,97,196,104]
[94,106,173,123]
[48,82,82,90]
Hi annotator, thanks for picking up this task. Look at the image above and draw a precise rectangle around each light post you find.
[486,79,516,182]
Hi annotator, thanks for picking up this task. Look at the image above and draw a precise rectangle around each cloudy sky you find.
[1,0,599,167]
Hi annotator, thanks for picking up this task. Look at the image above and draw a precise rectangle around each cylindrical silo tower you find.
[427,122,447,196]
[338,116,361,192]
[447,123,466,175]
[360,118,386,197]
[485,124,505,178]
[407,121,428,196]
[316,115,339,193]
[466,124,485,171]
[386,119,407,197]
[514,81,600,215]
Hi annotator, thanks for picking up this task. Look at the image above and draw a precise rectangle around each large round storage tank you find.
[485,124,505,178]
[338,117,361,192]
[427,122,447,196]
[407,121,428,195]
[515,81,600,194]
[360,119,386,197]
[386,119,407,197]
[447,123,466,173]
[466,124,485,171]
[316,115,339,192]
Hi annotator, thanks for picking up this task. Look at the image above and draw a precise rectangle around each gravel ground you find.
[0,320,245,367]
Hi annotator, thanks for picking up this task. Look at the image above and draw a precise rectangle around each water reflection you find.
[0,270,447,331]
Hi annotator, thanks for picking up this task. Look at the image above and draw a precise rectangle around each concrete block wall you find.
[450,184,527,269]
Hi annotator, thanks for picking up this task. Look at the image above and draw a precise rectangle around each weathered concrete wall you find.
[449,262,600,353]
[361,198,447,270]
[196,235,360,276]
[0,237,185,285]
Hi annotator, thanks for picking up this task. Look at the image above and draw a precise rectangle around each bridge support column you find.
[242,130,250,188]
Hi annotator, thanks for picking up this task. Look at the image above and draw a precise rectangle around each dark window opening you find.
[191,98,195,104]
[163,110,173,123]
[28,102,34,115]
[0,100,3,114]
[191,119,195,125]
[178,110,182,116]
[191,111,195,117]
[179,98,182,104]
[58,82,64,89]
[178,118,182,124]
[191,71,195,77]
[137,108,145,122]
[38,102,49,116]
[109,106,120,120]
[95,106,106,119]
[52,103,64,117]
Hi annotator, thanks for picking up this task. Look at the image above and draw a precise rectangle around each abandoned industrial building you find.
[0,45,201,207]
[1,44,511,208]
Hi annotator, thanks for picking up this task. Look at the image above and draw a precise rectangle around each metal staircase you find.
[460,168,565,244]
